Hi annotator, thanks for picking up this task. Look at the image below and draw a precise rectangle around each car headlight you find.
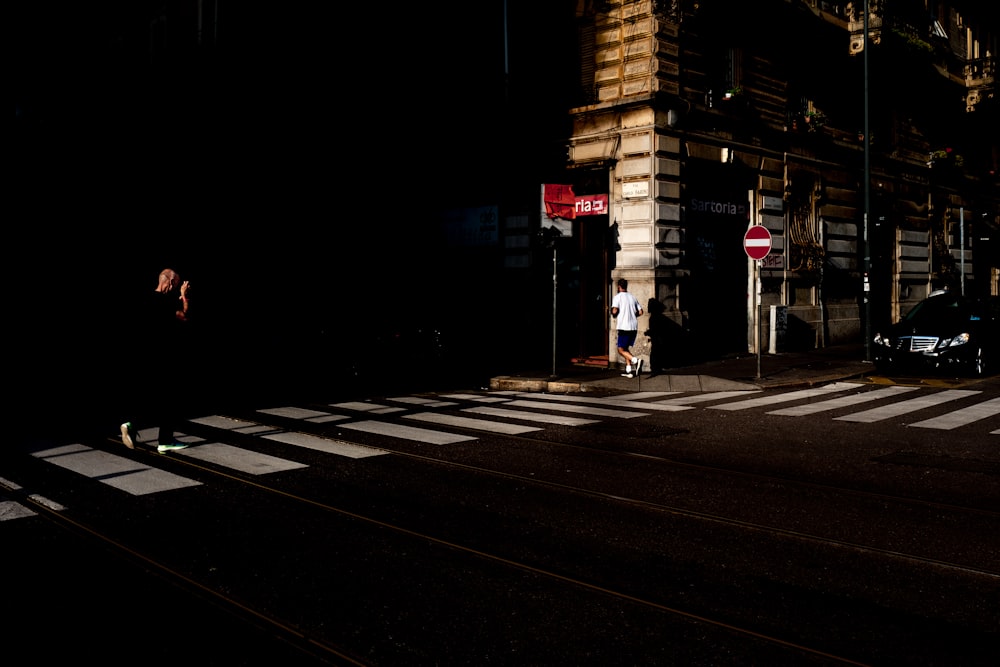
[938,333,970,348]
[873,333,890,347]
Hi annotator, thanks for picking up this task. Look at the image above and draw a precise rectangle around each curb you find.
[490,369,871,394]
[490,376,594,393]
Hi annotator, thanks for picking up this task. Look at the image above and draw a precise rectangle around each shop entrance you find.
[555,214,610,364]
[685,161,755,358]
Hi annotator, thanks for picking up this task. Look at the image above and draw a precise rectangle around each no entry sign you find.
[743,225,772,260]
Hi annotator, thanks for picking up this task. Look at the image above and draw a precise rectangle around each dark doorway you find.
[555,214,610,363]
[684,160,754,357]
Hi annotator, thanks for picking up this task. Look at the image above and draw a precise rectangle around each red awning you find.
[543,183,577,220]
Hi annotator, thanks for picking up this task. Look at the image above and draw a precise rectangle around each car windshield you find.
[902,293,972,324]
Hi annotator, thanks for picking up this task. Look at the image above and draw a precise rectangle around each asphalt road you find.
[4,374,998,666]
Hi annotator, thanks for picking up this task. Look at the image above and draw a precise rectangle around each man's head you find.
[617,278,628,291]
[158,268,181,293]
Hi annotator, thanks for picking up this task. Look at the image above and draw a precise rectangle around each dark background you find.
[13,2,580,434]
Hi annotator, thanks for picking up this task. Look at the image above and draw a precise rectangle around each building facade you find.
[549,0,997,369]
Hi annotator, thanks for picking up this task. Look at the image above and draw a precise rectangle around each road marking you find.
[0,477,57,520]
[835,389,981,423]
[258,407,348,423]
[190,415,284,434]
[767,386,920,416]
[1,499,36,520]
[261,431,389,458]
[444,394,523,403]
[177,442,310,473]
[330,401,407,414]
[339,420,477,445]
[514,392,685,413]
[389,396,459,407]
[30,443,202,495]
[615,391,681,400]
[505,399,650,418]
[463,405,599,426]
[192,416,385,460]
[708,383,856,410]
[404,412,542,434]
[654,390,762,405]
[909,397,1000,430]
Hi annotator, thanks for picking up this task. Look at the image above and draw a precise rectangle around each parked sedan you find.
[873,291,999,377]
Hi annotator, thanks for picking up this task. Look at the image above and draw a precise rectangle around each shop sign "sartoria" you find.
[689,197,748,217]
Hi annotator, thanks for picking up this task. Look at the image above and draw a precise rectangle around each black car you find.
[873,291,999,377]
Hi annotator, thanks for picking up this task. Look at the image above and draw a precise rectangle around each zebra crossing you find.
[3,383,998,517]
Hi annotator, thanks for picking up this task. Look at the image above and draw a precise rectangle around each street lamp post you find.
[538,226,562,378]
[863,0,872,362]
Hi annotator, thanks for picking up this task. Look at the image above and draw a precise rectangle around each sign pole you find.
[743,224,772,380]
[756,259,762,380]
[551,244,557,378]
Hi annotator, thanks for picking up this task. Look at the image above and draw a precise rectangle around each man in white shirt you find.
[611,278,644,378]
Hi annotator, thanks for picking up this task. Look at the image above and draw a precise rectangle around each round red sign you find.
[743,225,772,260]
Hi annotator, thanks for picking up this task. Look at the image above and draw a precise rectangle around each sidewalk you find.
[490,344,874,394]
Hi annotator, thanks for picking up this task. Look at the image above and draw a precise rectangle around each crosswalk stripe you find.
[330,401,387,411]
[514,392,686,413]
[1,499,36,520]
[190,415,282,435]
[443,394,511,403]
[30,443,201,495]
[505,399,650,418]
[515,392,676,411]
[389,396,460,408]
[909,397,1000,430]
[339,420,478,444]
[262,431,389,458]
[767,386,920,416]
[834,389,981,423]
[404,412,543,434]
[330,401,407,414]
[257,407,348,423]
[463,405,599,426]
[615,391,682,400]
[708,383,856,410]
[0,477,66,521]
[654,389,762,406]
[177,442,311,473]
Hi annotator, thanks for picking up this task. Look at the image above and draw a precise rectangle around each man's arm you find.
[175,280,191,321]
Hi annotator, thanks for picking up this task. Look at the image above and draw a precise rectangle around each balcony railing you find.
[965,57,996,86]
[848,15,883,33]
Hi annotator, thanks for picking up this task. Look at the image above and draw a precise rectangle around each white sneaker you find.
[634,359,644,375]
